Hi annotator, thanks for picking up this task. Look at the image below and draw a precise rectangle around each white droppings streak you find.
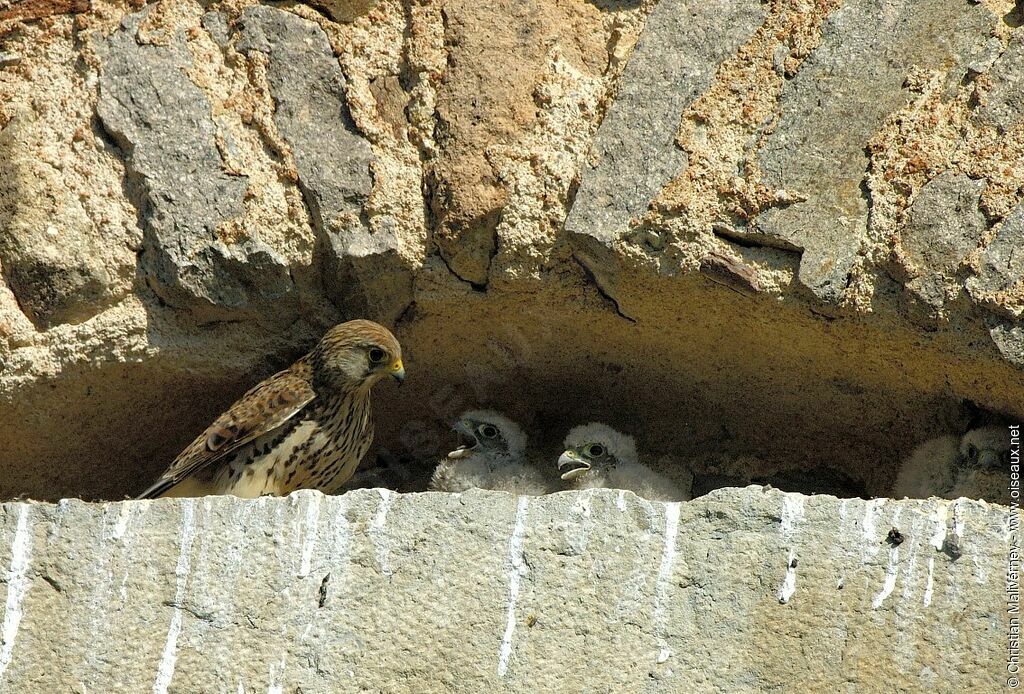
[118,503,147,603]
[568,490,595,554]
[111,503,133,541]
[872,547,900,609]
[497,497,530,679]
[775,495,804,604]
[900,515,924,603]
[835,499,851,588]
[861,499,885,558]
[777,549,797,604]
[923,557,935,607]
[653,502,681,663]
[870,507,903,609]
[153,500,197,694]
[370,490,394,577]
[838,498,850,531]
[298,494,321,578]
[0,505,33,685]
[972,556,987,585]
[779,494,805,543]
[952,500,965,538]
[616,490,627,511]
[929,503,949,551]
[267,656,286,694]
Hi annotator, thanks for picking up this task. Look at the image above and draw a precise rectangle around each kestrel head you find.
[447,410,527,464]
[312,320,404,388]
[558,422,637,481]
[959,426,1010,471]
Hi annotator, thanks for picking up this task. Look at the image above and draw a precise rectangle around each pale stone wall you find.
[0,488,1009,691]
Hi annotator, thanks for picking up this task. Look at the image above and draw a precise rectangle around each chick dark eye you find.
[966,443,979,461]
[585,444,605,458]
[368,347,387,364]
[479,424,499,439]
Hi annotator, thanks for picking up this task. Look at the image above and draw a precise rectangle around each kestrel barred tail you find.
[137,320,405,499]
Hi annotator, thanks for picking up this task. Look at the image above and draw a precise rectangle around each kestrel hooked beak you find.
[448,418,480,459]
[390,359,406,384]
[558,450,591,481]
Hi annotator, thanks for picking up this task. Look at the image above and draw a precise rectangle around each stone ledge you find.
[0,487,1008,691]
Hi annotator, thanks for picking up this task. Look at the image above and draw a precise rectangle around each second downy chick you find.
[430,410,553,495]
[557,422,691,502]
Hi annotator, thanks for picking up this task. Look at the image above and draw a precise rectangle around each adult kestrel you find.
[430,410,553,495]
[137,320,405,499]
[892,426,1011,505]
[557,422,690,502]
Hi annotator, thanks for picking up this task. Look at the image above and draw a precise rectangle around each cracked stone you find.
[967,200,1024,312]
[0,107,120,328]
[96,8,294,317]
[988,317,1024,367]
[431,0,608,287]
[753,0,995,303]
[974,28,1024,131]
[237,6,408,322]
[565,0,765,299]
[899,172,988,309]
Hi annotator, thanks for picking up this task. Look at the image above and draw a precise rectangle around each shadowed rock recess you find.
[0,488,1010,691]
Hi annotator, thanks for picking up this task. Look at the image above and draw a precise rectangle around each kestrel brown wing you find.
[136,367,317,499]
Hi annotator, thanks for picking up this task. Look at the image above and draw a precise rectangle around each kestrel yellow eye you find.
[478,424,499,439]
[584,443,605,458]
[368,347,387,364]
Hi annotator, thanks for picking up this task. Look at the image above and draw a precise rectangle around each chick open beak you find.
[448,420,479,459]
[558,451,591,481]
[391,359,405,384]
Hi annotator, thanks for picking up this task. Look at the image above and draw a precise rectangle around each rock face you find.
[0,1,1022,511]
[235,5,407,320]
[752,0,994,302]
[898,172,988,309]
[565,0,766,290]
[1,2,1019,687]
[0,488,1008,691]
[97,8,294,318]
[969,201,1024,317]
